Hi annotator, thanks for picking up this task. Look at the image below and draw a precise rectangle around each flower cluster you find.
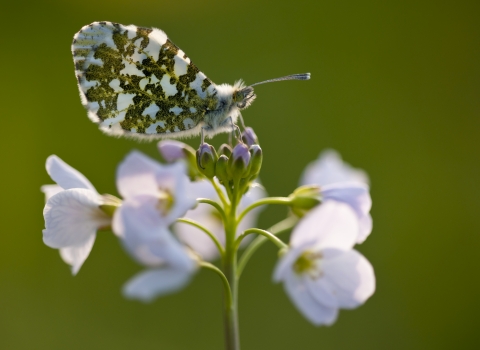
[41,132,375,334]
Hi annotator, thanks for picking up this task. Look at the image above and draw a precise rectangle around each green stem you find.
[176,218,224,257]
[223,179,241,350]
[234,228,287,252]
[236,197,292,224]
[237,216,298,278]
[210,178,230,207]
[200,261,232,307]
[197,198,227,223]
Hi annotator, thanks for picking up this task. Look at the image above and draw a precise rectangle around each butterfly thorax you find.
[203,81,256,133]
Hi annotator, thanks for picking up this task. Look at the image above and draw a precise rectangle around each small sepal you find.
[289,185,322,217]
[218,144,233,158]
[215,155,230,185]
[248,144,263,178]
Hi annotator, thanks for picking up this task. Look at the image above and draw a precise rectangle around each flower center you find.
[157,188,175,216]
[293,250,323,278]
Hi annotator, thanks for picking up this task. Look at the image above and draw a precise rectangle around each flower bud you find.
[228,143,251,180]
[218,143,233,158]
[289,185,322,217]
[248,144,263,177]
[196,143,218,178]
[215,155,230,185]
[242,127,259,146]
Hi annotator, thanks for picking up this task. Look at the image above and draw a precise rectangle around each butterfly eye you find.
[233,91,244,103]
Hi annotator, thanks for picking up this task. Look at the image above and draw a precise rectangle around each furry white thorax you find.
[202,80,255,137]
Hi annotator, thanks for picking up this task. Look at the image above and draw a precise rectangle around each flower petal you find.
[116,152,195,223]
[358,214,373,244]
[282,269,339,326]
[301,149,369,186]
[116,151,163,198]
[157,140,187,162]
[321,248,376,309]
[46,155,96,191]
[175,180,224,260]
[123,267,193,302]
[175,215,221,261]
[290,201,359,250]
[321,182,372,243]
[305,276,339,309]
[113,198,195,271]
[155,162,196,221]
[40,184,63,201]
[43,189,110,248]
[237,183,267,234]
[59,234,96,275]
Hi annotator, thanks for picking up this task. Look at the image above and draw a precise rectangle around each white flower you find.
[42,155,112,275]
[274,201,375,326]
[300,149,372,243]
[116,151,196,226]
[113,197,197,302]
[113,151,198,301]
[301,149,369,186]
[174,180,266,261]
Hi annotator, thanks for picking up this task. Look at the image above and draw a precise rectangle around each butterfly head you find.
[233,84,256,110]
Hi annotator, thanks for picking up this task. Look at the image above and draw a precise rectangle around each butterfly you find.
[72,22,310,142]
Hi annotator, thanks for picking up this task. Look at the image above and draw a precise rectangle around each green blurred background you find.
[1,0,479,349]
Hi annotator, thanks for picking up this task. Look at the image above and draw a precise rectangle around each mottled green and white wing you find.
[72,21,218,138]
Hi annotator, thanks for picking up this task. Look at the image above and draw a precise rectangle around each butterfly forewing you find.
[72,22,218,138]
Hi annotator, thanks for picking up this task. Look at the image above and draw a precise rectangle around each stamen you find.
[293,250,323,278]
[156,189,175,216]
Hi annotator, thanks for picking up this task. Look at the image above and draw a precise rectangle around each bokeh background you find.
[1,0,479,349]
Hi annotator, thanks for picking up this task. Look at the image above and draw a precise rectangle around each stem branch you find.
[210,178,230,207]
[200,262,232,307]
[237,197,292,224]
[197,198,227,223]
[176,218,224,256]
[234,228,287,252]
[237,216,298,278]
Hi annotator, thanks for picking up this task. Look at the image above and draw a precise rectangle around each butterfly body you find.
[72,22,308,140]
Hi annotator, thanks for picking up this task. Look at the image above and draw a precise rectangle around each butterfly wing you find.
[72,22,218,138]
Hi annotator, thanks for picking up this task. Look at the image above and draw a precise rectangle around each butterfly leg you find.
[237,112,247,130]
[200,125,219,145]
[221,116,241,146]
[201,127,205,145]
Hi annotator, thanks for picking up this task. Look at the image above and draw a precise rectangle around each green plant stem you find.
[210,178,230,207]
[223,179,241,350]
[236,197,292,224]
[200,261,232,307]
[176,218,224,256]
[234,228,287,252]
[197,198,227,223]
[237,216,298,278]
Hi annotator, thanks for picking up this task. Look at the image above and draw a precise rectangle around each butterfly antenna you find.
[249,73,310,87]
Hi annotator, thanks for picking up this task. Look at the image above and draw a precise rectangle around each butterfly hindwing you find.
[72,22,218,138]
